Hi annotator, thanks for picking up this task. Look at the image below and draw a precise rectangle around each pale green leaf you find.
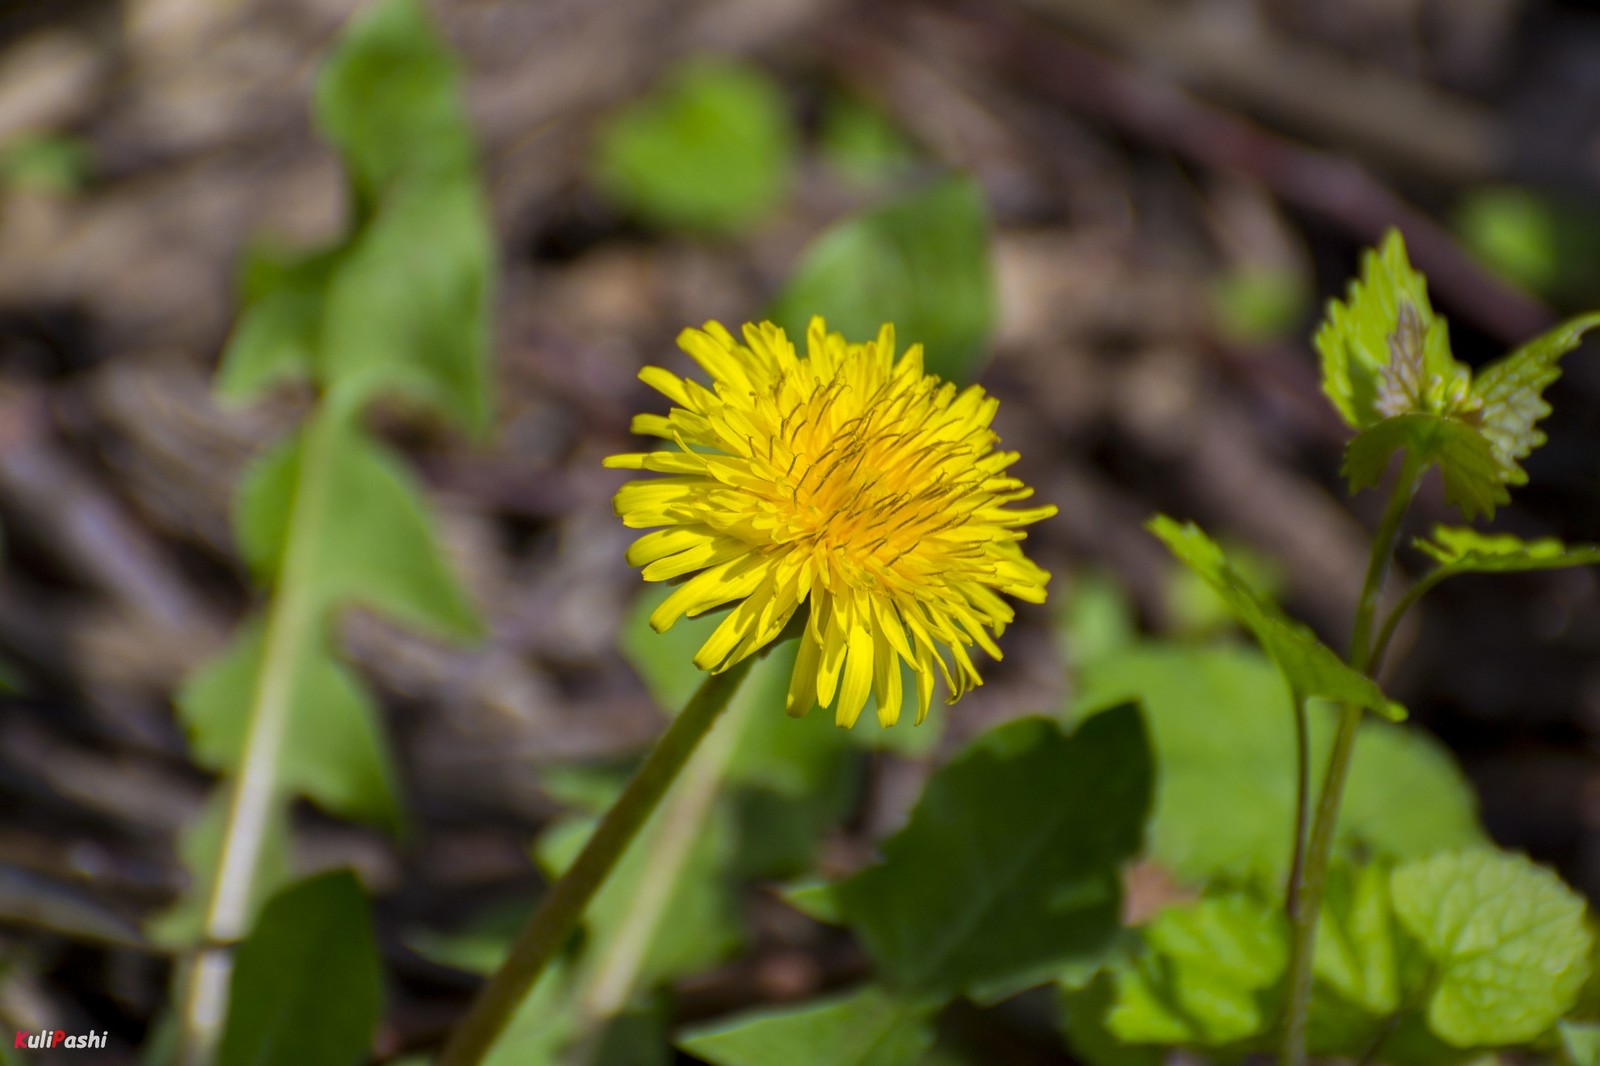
[1390,848,1593,1047]
[177,620,402,832]
[769,176,995,383]
[319,176,493,431]
[217,871,382,1066]
[1561,1021,1600,1066]
[235,419,481,641]
[1311,860,1401,1031]
[678,985,938,1066]
[1146,516,1404,720]
[834,707,1153,1002]
[1415,525,1600,577]
[595,59,795,234]
[1107,893,1287,1046]
[215,246,339,403]
[1342,413,1507,520]
[1073,643,1482,885]
[1469,313,1600,486]
[145,787,292,948]
[313,0,475,196]
[1315,229,1469,429]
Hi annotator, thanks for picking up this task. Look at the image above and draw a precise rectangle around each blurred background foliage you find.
[1,0,1600,1062]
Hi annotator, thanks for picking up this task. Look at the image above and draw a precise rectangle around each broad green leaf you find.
[319,175,493,431]
[1146,516,1404,721]
[1073,643,1481,884]
[1315,230,1469,430]
[1061,973,1165,1066]
[1415,525,1600,577]
[313,0,475,196]
[235,418,480,641]
[769,176,995,383]
[595,59,795,234]
[679,985,938,1066]
[1308,859,1403,1051]
[1390,848,1592,1047]
[215,246,340,403]
[536,801,743,990]
[834,707,1153,1002]
[178,620,402,832]
[1469,313,1600,486]
[1342,412,1506,520]
[217,871,382,1066]
[146,787,292,948]
[1562,1022,1600,1066]
[1107,893,1287,1046]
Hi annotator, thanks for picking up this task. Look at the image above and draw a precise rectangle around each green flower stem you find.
[1368,569,1446,679]
[438,657,756,1066]
[178,397,355,1066]
[1281,456,1422,1066]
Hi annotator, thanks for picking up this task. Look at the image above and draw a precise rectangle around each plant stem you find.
[1368,570,1445,680]
[178,400,352,1066]
[1280,457,1421,1066]
[438,658,755,1066]
[1284,692,1310,920]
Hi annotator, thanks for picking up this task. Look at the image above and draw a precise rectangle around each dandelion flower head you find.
[606,317,1056,728]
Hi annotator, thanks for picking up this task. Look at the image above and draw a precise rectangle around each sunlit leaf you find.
[1342,412,1508,520]
[1414,525,1600,577]
[769,176,995,383]
[1390,848,1592,1047]
[1146,516,1404,720]
[678,985,938,1066]
[1469,313,1600,486]
[217,871,382,1066]
[834,707,1153,1002]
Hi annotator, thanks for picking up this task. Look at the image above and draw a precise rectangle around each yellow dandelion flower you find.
[605,317,1057,728]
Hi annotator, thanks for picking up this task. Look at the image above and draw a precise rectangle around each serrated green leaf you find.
[313,0,475,196]
[1310,859,1401,1039]
[178,620,402,832]
[215,246,341,403]
[595,59,795,234]
[769,176,995,383]
[834,707,1153,1002]
[678,985,938,1066]
[1415,525,1600,577]
[536,801,742,990]
[236,418,480,641]
[1107,893,1287,1046]
[1316,230,1470,430]
[217,871,382,1066]
[1146,516,1405,721]
[1469,313,1600,486]
[1391,848,1592,1047]
[1073,643,1482,884]
[319,175,493,430]
[145,788,293,948]
[1342,413,1507,520]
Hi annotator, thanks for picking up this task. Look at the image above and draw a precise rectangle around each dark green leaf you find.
[217,871,382,1066]
[1390,848,1592,1047]
[235,419,481,641]
[1147,516,1404,720]
[679,985,938,1066]
[595,59,795,234]
[313,0,475,195]
[1470,313,1600,486]
[1342,413,1507,520]
[834,707,1153,1002]
[1073,643,1481,884]
[319,176,493,431]
[178,620,402,831]
[769,176,995,383]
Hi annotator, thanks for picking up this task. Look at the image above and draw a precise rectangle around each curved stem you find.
[178,400,351,1066]
[1368,570,1446,680]
[438,658,755,1066]
[1280,456,1422,1066]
